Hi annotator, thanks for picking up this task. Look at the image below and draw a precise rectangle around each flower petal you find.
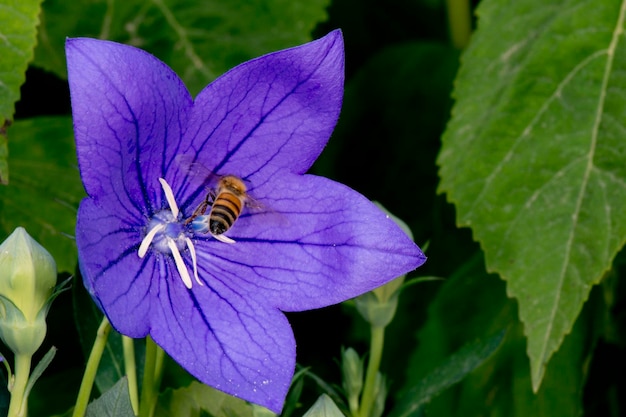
[66,38,192,217]
[75,199,152,337]
[191,174,426,311]
[150,272,294,413]
[175,30,344,208]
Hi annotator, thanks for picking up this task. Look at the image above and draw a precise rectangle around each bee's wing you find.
[242,194,291,229]
[174,154,221,187]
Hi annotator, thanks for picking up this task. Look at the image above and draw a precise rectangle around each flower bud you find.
[354,290,400,328]
[341,347,363,411]
[0,227,57,356]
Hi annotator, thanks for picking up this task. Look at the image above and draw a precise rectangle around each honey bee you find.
[185,175,256,244]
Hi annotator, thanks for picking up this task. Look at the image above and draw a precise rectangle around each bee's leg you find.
[184,191,216,225]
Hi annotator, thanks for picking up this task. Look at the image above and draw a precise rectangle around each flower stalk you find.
[72,316,111,417]
[123,336,140,415]
[138,336,164,417]
[7,353,31,417]
[358,325,385,417]
[445,0,472,49]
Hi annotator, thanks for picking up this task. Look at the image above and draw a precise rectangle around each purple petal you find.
[174,30,344,208]
[66,38,192,217]
[75,199,152,337]
[190,174,426,311]
[151,275,294,412]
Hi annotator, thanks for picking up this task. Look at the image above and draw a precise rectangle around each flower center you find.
[137,178,202,289]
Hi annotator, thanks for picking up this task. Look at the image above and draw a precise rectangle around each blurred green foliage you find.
[2,0,626,416]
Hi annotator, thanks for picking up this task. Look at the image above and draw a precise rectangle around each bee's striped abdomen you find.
[209,191,243,235]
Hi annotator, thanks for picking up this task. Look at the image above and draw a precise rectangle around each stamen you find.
[159,178,179,218]
[185,237,203,286]
[214,233,236,244]
[167,240,192,289]
[138,224,166,258]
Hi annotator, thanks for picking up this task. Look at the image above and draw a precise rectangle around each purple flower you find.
[67,30,425,411]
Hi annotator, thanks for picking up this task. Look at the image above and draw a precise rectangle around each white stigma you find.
[138,223,165,258]
[213,233,236,244]
[159,177,179,218]
[167,239,192,289]
[185,237,203,286]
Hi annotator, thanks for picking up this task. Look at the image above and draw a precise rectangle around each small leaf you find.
[85,377,135,417]
[389,330,505,417]
[301,395,345,417]
[437,0,626,390]
[35,0,330,95]
[154,381,254,417]
[0,116,83,272]
[24,346,57,401]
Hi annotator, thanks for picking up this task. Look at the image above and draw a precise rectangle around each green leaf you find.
[0,116,83,272]
[85,377,135,417]
[0,0,43,120]
[403,253,590,417]
[437,0,626,391]
[1,124,7,185]
[24,346,57,402]
[301,395,345,417]
[390,330,505,417]
[0,0,44,183]
[154,381,254,417]
[34,0,330,96]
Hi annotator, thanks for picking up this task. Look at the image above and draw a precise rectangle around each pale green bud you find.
[341,347,363,413]
[0,227,57,356]
[302,394,345,417]
[354,290,399,328]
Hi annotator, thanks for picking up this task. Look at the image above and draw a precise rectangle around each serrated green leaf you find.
[0,116,83,272]
[34,0,330,95]
[0,0,44,183]
[85,377,135,417]
[1,123,7,185]
[0,0,42,121]
[154,381,254,417]
[301,395,344,417]
[437,0,626,391]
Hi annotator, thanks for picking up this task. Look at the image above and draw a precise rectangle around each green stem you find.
[445,0,472,49]
[7,353,31,417]
[149,346,166,417]
[123,336,140,415]
[358,326,385,417]
[72,316,111,417]
[138,336,163,417]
